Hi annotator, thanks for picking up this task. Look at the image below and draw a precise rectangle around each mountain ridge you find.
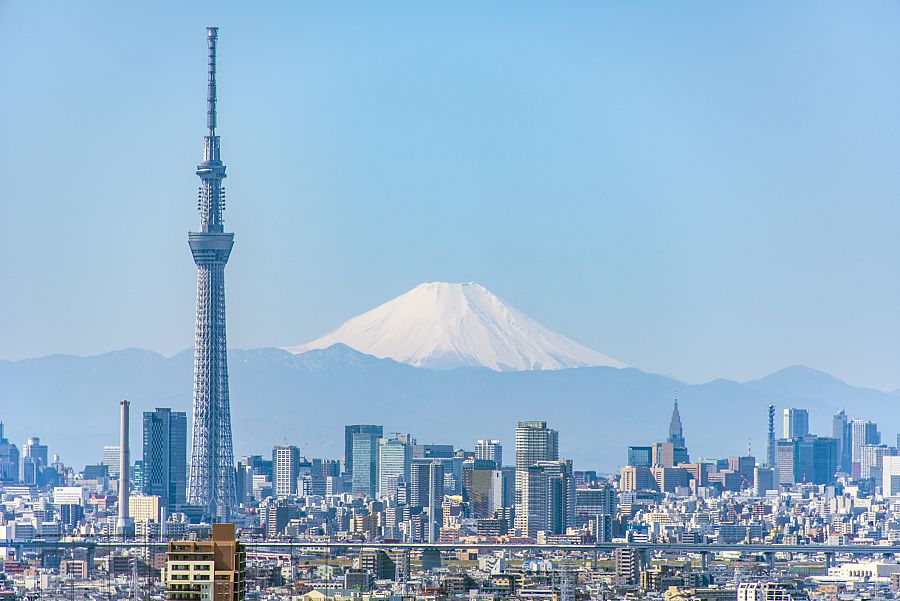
[3,344,899,471]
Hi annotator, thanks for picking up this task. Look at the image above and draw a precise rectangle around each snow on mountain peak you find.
[285,282,626,372]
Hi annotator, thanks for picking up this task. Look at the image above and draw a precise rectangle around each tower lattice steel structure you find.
[187,27,236,521]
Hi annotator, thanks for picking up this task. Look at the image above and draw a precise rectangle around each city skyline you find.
[3,4,900,390]
[2,6,900,599]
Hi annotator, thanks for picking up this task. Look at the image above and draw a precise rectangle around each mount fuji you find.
[285,282,625,371]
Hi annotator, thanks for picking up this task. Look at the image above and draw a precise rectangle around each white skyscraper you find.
[378,437,412,499]
[514,421,559,535]
[782,408,809,439]
[272,445,301,498]
[475,439,503,467]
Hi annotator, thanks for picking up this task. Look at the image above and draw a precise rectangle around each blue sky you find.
[2,2,900,389]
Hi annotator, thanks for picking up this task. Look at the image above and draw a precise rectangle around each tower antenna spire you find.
[206,27,218,136]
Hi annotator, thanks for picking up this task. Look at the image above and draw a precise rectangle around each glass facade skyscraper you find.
[143,408,188,512]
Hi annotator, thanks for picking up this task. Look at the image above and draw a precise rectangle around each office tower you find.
[728,455,756,487]
[272,445,302,498]
[427,461,444,543]
[132,460,144,493]
[850,419,880,478]
[143,408,188,512]
[811,436,838,484]
[859,444,892,481]
[21,436,48,486]
[776,436,836,485]
[832,410,851,473]
[102,446,121,478]
[475,440,502,467]
[627,446,652,468]
[409,462,432,508]
[117,400,134,536]
[650,442,689,467]
[187,27,237,521]
[766,405,776,468]
[575,484,616,541]
[345,425,383,476]
[782,408,809,439]
[462,459,498,519]
[514,421,558,534]
[412,444,455,459]
[520,459,575,538]
[166,523,245,601]
[753,466,776,496]
[351,432,379,497]
[882,456,900,497]
[0,423,19,483]
[668,397,685,448]
[776,439,809,485]
[378,437,411,499]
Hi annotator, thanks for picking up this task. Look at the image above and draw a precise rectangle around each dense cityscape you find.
[5,399,900,601]
[3,15,900,601]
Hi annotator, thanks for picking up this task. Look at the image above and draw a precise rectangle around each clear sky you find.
[2,2,900,390]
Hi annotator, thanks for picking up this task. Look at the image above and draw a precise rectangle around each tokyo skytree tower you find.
[187,27,236,521]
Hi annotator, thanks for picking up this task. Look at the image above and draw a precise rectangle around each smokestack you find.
[117,400,134,536]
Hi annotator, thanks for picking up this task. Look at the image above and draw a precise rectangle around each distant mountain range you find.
[286,282,624,371]
[2,344,897,472]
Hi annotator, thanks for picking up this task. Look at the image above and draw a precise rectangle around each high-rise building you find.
[102,445,121,478]
[132,460,144,493]
[753,466,775,496]
[514,421,558,535]
[186,27,238,521]
[0,423,19,483]
[166,523,245,601]
[783,408,809,439]
[520,459,575,538]
[22,436,48,486]
[345,425,383,476]
[475,440,502,467]
[351,432,379,497]
[426,461,444,543]
[272,445,302,498]
[882,456,900,497]
[859,444,893,481]
[378,436,412,499]
[766,405,776,468]
[574,484,616,535]
[461,459,498,519]
[832,410,851,473]
[627,446,652,468]
[143,408,188,512]
[850,419,880,479]
[668,397,685,448]
[728,455,756,487]
[776,436,836,485]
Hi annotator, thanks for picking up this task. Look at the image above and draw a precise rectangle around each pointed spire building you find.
[667,397,685,448]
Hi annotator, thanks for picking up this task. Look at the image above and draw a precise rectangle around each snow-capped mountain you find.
[285,282,626,371]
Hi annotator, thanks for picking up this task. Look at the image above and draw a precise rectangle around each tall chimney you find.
[117,400,133,536]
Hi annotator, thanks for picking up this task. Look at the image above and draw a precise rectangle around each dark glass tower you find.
[143,408,188,513]
[187,27,237,521]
